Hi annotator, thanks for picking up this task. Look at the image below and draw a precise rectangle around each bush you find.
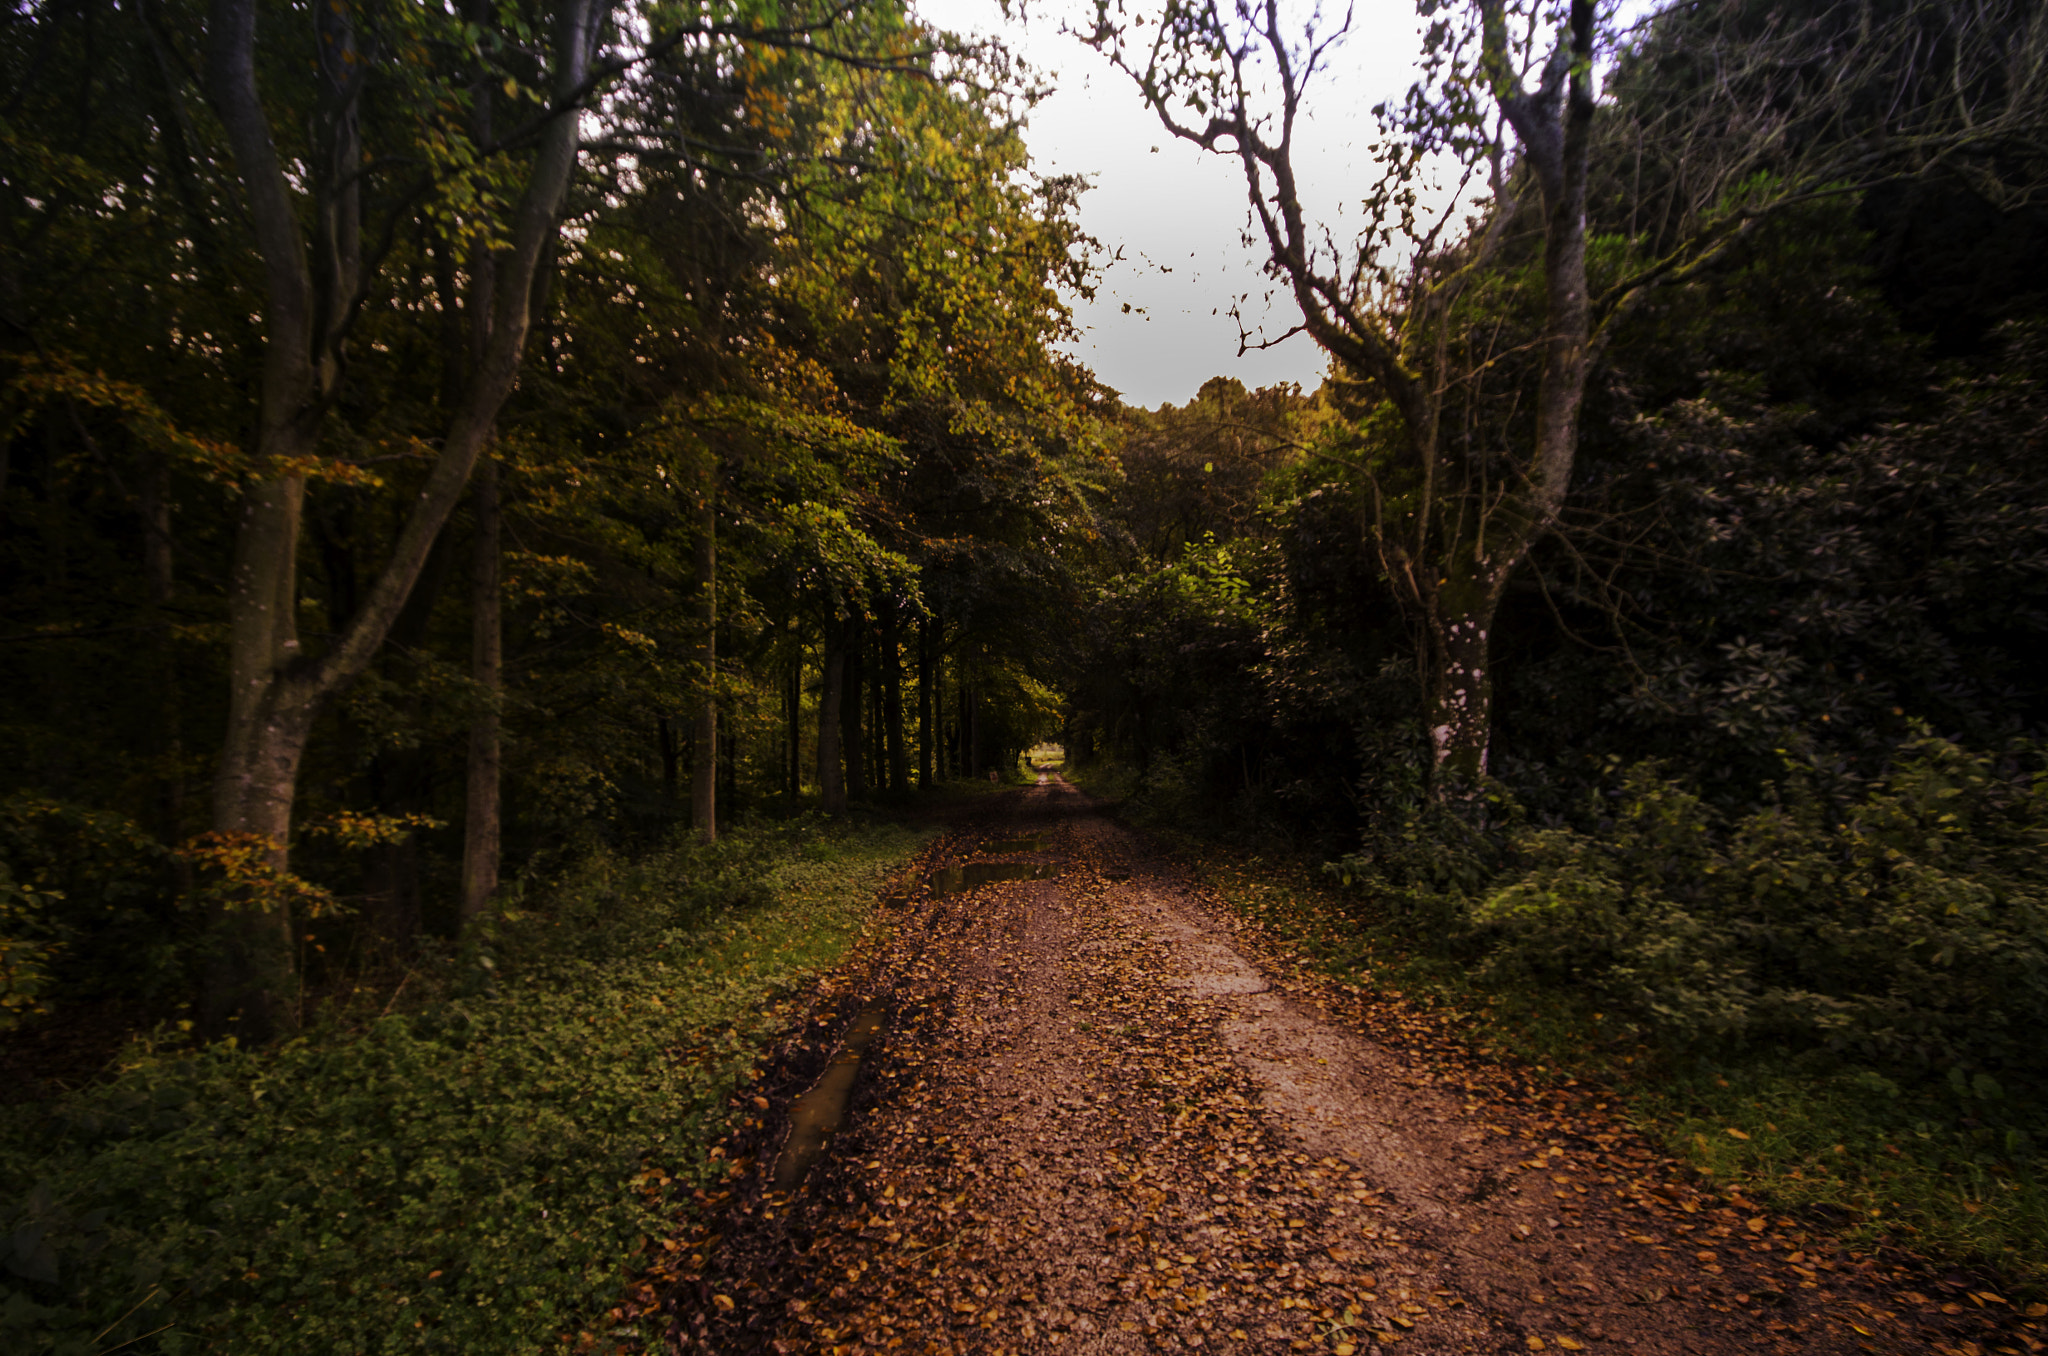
[1470,734,2048,1069]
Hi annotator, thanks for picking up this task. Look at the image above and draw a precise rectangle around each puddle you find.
[981,836,1045,853]
[772,1004,887,1193]
[928,861,1055,894]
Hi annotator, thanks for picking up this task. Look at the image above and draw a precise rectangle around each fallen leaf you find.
[1557,1340,1585,1352]
[1527,1339,1546,1351]
[1725,1128,1751,1140]
[712,1294,734,1312]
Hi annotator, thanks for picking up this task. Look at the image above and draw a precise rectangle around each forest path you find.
[660,779,1978,1355]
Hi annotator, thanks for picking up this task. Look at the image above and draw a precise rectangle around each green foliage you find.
[1469,736,2048,1069]
[0,862,61,1033]
[0,822,926,1355]
[0,798,184,1009]
[1186,840,2048,1291]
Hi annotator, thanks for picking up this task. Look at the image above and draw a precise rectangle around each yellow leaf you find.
[1557,1340,1585,1352]
[2026,1302,2047,1318]
[1527,1339,1546,1351]
[1336,1346,1356,1356]
[1851,1323,1874,1336]
[712,1294,734,1312]
[1746,1216,1767,1233]
[1725,1128,1751,1140]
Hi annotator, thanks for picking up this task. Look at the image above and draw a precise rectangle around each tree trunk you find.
[883,604,907,795]
[658,716,679,797]
[690,462,716,843]
[868,645,885,796]
[917,616,933,788]
[460,456,502,924]
[200,0,602,1038]
[961,682,977,779]
[1423,580,1503,783]
[818,639,846,814]
[841,618,866,803]
[786,656,801,798]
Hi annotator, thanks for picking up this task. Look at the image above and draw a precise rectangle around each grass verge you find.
[0,819,931,1355]
[1152,832,2048,1300]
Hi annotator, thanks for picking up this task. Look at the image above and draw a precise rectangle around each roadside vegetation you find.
[0,821,928,1354]
[1070,772,2048,1297]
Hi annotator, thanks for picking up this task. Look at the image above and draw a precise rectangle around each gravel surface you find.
[644,779,2033,1356]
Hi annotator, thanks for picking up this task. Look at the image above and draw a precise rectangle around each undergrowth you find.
[0,819,930,1355]
[1149,820,2048,1299]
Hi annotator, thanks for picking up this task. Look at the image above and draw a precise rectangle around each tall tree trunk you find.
[786,656,801,798]
[841,618,866,803]
[460,457,502,924]
[960,682,976,779]
[917,616,933,788]
[200,0,602,1038]
[1404,0,1594,789]
[139,449,187,842]
[868,647,884,796]
[690,462,716,843]
[818,638,846,814]
[658,716,679,797]
[883,603,907,796]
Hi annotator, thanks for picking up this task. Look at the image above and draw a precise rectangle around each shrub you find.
[1469,734,2048,1069]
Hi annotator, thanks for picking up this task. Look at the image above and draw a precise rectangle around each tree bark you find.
[200,0,602,1038]
[658,716,679,797]
[690,461,717,843]
[460,457,502,925]
[1424,582,1502,782]
[883,603,907,795]
[785,655,801,798]
[917,615,933,788]
[841,617,866,803]
[818,637,846,814]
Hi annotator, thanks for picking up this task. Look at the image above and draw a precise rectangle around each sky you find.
[911,0,1428,409]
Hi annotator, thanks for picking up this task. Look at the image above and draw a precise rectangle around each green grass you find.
[0,820,931,1356]
[1174,841,2048,1297]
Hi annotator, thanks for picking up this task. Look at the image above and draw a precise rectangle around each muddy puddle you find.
[980,836,1044,853]
[772,1004,888,1193]
[928,861,1054,894]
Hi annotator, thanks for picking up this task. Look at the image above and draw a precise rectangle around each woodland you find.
[3,0,2048,1351]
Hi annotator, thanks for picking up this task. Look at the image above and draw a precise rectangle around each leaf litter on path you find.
[627,781,2040,1356]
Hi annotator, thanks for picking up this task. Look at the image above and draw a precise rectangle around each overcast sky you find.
[912,0,1428,409]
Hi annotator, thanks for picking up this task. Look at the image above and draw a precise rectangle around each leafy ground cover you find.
[0,820,932,1356]
[1070,765,2048,1307]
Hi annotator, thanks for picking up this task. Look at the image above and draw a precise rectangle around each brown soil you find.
[638,779,2035,1356]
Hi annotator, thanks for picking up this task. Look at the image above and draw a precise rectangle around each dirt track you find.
[651,778,2026,1355]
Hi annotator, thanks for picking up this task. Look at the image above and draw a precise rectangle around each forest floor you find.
[629,777,2037,1356]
